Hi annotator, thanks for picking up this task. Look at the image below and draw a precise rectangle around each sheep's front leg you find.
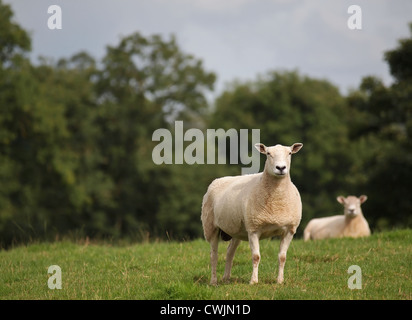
[248,232,260,284]
[277,230,294,284]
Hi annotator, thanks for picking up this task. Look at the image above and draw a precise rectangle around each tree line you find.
[0,1,411,247]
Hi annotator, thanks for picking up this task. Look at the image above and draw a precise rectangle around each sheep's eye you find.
[289,152,292,155]
[267,152,271,157]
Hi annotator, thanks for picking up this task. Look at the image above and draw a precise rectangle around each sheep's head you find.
[255,143,303,178]
[337,195,367,218]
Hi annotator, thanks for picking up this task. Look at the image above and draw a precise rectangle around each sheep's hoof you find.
[249,279,258,285]
[277,277,284,284]
[210,279,218,286]
[222,276,230,283]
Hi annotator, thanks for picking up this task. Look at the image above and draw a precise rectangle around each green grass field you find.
[0,229,410,300]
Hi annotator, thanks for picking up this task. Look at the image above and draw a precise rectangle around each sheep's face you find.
[337,195,367,217]
[255,143,303,178]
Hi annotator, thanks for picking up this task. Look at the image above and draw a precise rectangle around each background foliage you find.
[0,1,411,247]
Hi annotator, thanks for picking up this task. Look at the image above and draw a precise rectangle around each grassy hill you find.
[0,229,410,300]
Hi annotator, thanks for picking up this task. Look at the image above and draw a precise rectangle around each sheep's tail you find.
[201,190,217,242]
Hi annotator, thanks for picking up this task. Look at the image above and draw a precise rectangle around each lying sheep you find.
[303,195,371,241]
[201,142,303,285]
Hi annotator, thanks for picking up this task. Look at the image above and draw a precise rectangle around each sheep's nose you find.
[276,166,286,172]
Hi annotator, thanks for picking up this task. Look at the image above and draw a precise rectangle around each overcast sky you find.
[5,0,412,97]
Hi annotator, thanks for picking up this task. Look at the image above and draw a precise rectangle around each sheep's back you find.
[305,215,346,240]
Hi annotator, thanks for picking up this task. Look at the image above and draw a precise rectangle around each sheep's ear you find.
[255,143,267,154]
[291,143,303,154]
[359,195,368,203]
[337,196,346,204]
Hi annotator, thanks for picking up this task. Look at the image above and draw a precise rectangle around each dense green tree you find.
[0,0,217,245]
[0,47,109,244]
[92,32,216,238]
[0,0,30,64]
[346,23,412,230]
[0,1,40,244]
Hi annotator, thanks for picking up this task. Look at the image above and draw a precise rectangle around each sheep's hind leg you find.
[209,230,219,285]
[277,230,295,284]
[248,232,260,284]
[223,238,241,282]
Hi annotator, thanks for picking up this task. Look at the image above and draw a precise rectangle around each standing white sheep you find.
[303,195,371,241]
[201,142,303,285]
